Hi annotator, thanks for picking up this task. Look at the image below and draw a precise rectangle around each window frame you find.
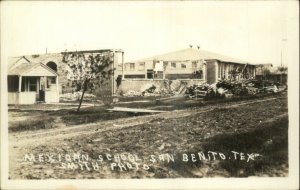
[129,63,135,70]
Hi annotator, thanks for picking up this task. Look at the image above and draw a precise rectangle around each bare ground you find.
[8,93,288,179]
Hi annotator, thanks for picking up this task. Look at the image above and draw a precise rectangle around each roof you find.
[256,63,273,67]
[8,56,31,70]
[8,62,57,76]
[61,49,124,54]
[256,64,288,75]
[131,48,251,64]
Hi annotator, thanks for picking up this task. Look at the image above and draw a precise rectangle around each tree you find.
[277,66,288,73]
[262,68,271,80]
[62,51,114,112]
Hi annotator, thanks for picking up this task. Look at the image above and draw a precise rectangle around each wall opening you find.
[46,62,57,72]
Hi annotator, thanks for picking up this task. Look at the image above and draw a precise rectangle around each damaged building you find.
[121,47,256,84]
[8,47,259,102]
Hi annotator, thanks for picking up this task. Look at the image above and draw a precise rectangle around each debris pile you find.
[185,79,284,99]
[169,80,182,92]
[142,85,158,96]
[185,83,214,98]
[119,79,285,98]
[123,90,142,97]
[60,92,96,101]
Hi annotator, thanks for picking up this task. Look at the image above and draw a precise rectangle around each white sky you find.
[1,1,299,66]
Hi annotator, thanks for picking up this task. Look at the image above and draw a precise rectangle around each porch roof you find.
[8,62,57,77]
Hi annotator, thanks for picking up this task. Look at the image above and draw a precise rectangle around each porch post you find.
[56,76,59,102]
[18,75,22,92]
[203,63,206,81]
[122,51,124,80]
[215,61,219,83]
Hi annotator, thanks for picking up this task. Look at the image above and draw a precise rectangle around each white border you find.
[1,1,299,190]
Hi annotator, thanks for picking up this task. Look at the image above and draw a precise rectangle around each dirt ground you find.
[8,93,288,179]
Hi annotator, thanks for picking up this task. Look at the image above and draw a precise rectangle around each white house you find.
[8,57,59,104]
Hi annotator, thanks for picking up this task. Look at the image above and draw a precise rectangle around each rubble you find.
[120,79,285,98]
[185,79,285,99]
[123,90,142,97]
[60,92,96,101]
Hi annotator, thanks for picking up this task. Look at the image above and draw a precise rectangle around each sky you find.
[1,1,299,66]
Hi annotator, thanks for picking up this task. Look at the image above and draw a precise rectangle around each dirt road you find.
[8,94,288,179]
[10,97,277,146]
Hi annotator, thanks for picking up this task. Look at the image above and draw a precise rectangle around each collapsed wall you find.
[117,79,205,96]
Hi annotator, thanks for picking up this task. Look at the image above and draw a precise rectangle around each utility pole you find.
[280,51,282,67]
[281,38,287,66]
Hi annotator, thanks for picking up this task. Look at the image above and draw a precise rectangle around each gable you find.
[8,56,31,70]
[22,64,57,77]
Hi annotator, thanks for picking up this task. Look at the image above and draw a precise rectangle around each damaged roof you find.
[131,48,251,64]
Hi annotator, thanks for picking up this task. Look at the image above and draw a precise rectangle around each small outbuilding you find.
[8,57,59,104]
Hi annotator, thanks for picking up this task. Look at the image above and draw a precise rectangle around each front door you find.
[39,90,45,101]
[37,77,47,102]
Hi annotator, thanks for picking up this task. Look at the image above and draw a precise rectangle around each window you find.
[181,63,187,69]
[124,75,145,79]
[46,62,57,72]
[194,70,203,79]
[155,71,164,79]
[130,63,135,70]
[138,62,145,71]
[163,61,168,69]
[48,77,56,84]
[7,76,19,92]
[192,61,197,68]
[28,77,37,92]
[171,62,176,68]
[147,69,153,79]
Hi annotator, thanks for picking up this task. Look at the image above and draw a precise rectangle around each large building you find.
[8,49,124,104]
[122,48,256,84]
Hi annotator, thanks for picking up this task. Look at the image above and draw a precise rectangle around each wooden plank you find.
[107,107,167,113]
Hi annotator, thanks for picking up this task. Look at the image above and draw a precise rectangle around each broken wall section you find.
[117,79,205,96]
